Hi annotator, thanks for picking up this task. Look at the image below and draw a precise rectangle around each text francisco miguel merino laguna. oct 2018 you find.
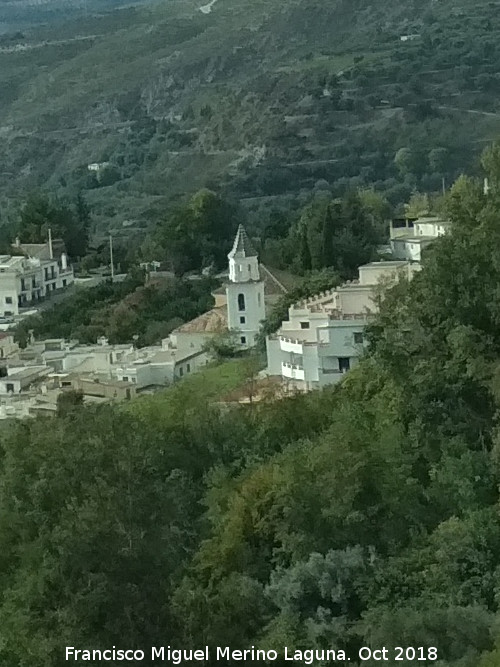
[65,645,439,663]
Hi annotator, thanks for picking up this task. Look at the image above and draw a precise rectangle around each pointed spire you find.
[228,224,257,259]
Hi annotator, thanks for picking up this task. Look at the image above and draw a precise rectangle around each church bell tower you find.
[226,225,265,348]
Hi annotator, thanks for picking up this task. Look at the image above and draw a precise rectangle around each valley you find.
[1,0,500,237]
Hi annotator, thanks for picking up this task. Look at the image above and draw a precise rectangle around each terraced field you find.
[1,0,500,231]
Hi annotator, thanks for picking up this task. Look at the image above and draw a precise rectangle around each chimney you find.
[61,252,68,271]
[48,228,53,260]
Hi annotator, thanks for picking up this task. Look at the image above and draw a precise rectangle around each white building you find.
[0,365,51,395]
[0,226,294,418]
[266,261,421,391]
[390,216,451,262]
[0,238,74,317]
[87,162,110,172]
[226,225,266,348]
[0,333,19,359]
[17,332,211,395]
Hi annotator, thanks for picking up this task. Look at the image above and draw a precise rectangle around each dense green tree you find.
[156,189,238,275]
[56,389,84,416]
[14,273,215,346]
[298,224,312,272]
[17,192,90,259]
[6,143,500,666]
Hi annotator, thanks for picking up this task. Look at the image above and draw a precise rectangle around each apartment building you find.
[0,239,74,317]
[265,261,421,391]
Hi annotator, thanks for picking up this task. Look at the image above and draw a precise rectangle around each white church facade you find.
[226,225,266,348]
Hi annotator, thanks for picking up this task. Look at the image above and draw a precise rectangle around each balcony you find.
[281,362,305,381]
[279,336,304,354]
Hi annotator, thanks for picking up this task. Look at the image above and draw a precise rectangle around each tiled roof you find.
[212,264,300,296]
[172,306,228,334]
[16,239,67,261]
[228,225,257,258]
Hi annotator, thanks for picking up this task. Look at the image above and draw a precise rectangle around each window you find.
[248,263,251,272]
[300,321,310,329]
[4,311,12,317]
[338,357,350,373]
[44,268,49,280]
[6,383,14,393]
[240,316,246,324]
[187,363,191,373]
[63,279,67,287]
[20,279,26,291]
[122,376,129,382]
[5,297,12,305]
[240,336,246,345]
[32,278,36,288]
[354,332,363,344]
[179,367,184,377]
[258,292,262,307]
[238,293,245,311]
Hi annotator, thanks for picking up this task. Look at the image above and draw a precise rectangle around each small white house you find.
[0,366,50,395]
[390,217,451,261]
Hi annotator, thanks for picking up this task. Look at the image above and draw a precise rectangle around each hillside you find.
[1,0,500,233]
[0,0,155,32]
[3,161,500,664]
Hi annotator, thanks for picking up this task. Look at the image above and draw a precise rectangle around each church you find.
[225,224,266,348]
[166,225,296,356]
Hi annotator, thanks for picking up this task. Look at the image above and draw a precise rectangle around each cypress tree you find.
[321,203,335,268]
[299,226,312,272]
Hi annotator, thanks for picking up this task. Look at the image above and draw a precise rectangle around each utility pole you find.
[48,227,53,259]
[442,177,446,197]
[109,234,114,282]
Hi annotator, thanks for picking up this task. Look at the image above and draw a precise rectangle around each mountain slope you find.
[0,0,156,32]
[1,0,500,232]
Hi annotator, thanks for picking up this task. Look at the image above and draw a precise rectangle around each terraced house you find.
[266,261,421,391]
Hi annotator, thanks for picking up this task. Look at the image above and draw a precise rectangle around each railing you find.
[282,362,304,370]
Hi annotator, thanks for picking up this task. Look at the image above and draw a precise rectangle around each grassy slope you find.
[1,0,500,229]
[125,358,252,424]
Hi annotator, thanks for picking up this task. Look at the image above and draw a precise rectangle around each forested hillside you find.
[0,0,155,32]
[1,149,500,665]
[1,0,500,234]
